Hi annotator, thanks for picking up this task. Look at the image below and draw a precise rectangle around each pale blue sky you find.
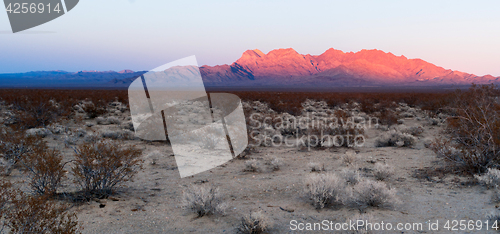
[1,0,500,76]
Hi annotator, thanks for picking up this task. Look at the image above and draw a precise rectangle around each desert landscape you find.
[0,86,499,233]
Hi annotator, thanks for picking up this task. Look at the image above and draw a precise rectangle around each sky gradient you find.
[1,0,500,76]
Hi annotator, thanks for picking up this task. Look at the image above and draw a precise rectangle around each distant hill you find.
[1,48,498,90]
[0,70,145,88]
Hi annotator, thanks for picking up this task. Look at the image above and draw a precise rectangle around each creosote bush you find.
[304,173,345,209]
[181,184,227,217]
[0,130,44,165]
[474,168,500,189]
[237,211,270,234]
[340,168,361,185]
[72,140,143,198]
[244,159,260,172]
[373,163,395,181]
[267,157,283,171]
[352,179,399,209]
[6,195,80,234]
[374,130,416,148]
[431,85,500,174]
[0,179,81,234]
[21,147,66,196]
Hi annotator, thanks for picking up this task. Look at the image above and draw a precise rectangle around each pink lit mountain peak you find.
[200,48,499,87]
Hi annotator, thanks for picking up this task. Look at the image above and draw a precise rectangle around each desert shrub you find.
[351,180,399,209]
[474,168,500,189]
[373,163,395,181]
[11,100,64,130]
[492,189,500,203]
[0,179,12,231]
[400,125,424,136]
[75,129,87,137]
[266,157,283,171]
[236,211,270,234]
[340,168,361,185]
[304,173,345,209]
[308,162,325,172]
[25,128,52,138]
[82,102,106,119]
[100,130,121,139]
[244,159,260,172]
[0,180,80,234]
[83,132,101,143]
[6,194,80,234]
[64,135,79,146]
[181,184,227,217]
[198,134,219,150]
[71,140,143,198]
[342,151,357,165]
[0,130,45,165]
[106,117,121,125]
[21,147,66,196]
[374,130,416,147]
[434,84,500,173]
[376,110,398,127]
[487,210,500,225]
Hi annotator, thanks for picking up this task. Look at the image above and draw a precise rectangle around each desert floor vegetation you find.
[0,87,497,233]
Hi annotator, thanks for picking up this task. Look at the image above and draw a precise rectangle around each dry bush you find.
[25,128,52,138]
[351,179,399,209]
[82,102,106,119]
[0,179,12,232]
[21,147,66,196]
[492,189,500,203]
[474,168,500,189]
[181,184,227,217]
[12,101,64,130]
[433,85,500,174]
[340,168,361,186]
[308,162,325,172]
[71,140,143,198]
[6,195,80,234]
[83,132,101,143]
[0,130,45,165]
[304,173,345,209]
[64,135,79,146]
[373,163,395,181]
[266,157,283,171]
[374,130,416,148]
[237,145,258,159]
[400,125,424,136]
[342,151,357,165]
[244,159,260,172]
[236,211,270,234]
[0,180,80,234]
[376,110,399,127]
[198,134,219,150]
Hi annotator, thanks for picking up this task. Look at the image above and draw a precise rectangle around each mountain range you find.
[1,48,498,89]
[199,48,498,88]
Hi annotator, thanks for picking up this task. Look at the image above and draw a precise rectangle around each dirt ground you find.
[2,100,498,234]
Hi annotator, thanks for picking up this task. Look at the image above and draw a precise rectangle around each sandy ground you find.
[2,102,498,234]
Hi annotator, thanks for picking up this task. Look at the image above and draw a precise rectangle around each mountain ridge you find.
[1,48,498,89]
[200,48,499,87]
